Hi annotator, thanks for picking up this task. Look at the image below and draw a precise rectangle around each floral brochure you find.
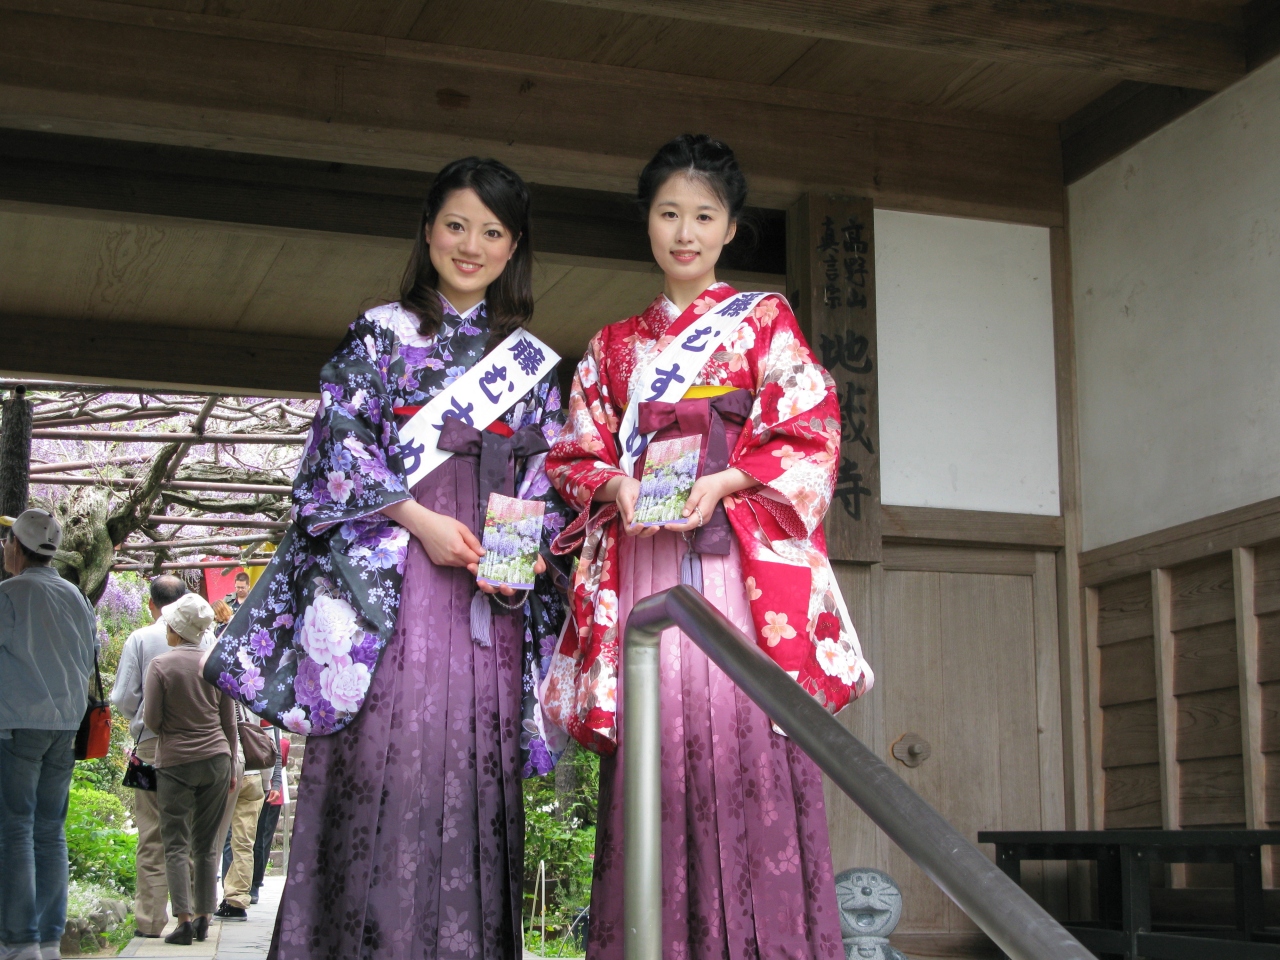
[634,435,701,526]
[477,493,545,590]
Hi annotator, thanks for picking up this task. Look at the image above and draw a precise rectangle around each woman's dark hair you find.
[637,134,749,221]
[399,157,534,345]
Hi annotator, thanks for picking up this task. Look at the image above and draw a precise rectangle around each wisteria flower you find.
[761,611,797,647]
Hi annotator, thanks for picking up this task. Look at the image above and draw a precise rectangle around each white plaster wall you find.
[1070,56,1280,550]
[876,209,1060,516]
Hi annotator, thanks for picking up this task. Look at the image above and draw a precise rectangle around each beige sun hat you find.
[161,593,216,644]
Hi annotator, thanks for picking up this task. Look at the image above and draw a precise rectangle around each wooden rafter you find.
[542,0,1246,90]
[0,0,1064,224]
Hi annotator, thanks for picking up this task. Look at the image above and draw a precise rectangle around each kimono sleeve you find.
[515,370,573,775]
[293,315,412,536]
[545,335,628,513]
[729,295,841,538]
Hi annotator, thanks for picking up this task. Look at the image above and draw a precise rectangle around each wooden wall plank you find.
[1097,574,1155,646]
[881,570,949,933]
[1104,762,1163,829]
[1173,620,1241,696]
[1169,553,1236,632]
[1100,637,1158,706]
[1255,539,1280,616]
[1179,755,1246,826]
[1102,699,1160,768]
[1176,688,1243,761]
[1260,612,1280,684]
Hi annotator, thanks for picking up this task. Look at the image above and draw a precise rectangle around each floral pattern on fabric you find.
[205,300,570,773]
[543,284,873,753]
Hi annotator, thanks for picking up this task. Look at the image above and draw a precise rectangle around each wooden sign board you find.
[787,194,881,563]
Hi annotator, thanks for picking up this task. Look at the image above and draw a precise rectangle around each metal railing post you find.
[623,599,666,960]
[621,585,1093,960]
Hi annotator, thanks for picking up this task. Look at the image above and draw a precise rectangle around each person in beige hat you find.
[142,594,238,945]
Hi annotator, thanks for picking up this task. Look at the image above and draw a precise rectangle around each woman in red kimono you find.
[544,135,872,960]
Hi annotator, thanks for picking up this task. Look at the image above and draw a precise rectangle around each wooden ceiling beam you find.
[0,314,334,396]
[1060,81,1213,183]
[0,127,784,273]
[0,0,1064,226]
[542,0,1245,90]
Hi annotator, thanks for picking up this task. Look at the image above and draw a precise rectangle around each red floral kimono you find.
[544,283,873,754]
[545,283,869,959]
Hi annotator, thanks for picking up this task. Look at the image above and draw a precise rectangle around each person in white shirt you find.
[109,575,188,939]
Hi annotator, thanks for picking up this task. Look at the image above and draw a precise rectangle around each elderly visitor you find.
[109,574,189,939]
[0,510,97,960]
[142,594,238,946]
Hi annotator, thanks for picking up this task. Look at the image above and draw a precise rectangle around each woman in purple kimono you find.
[204,157,570,959]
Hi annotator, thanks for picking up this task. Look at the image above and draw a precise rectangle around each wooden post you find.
[787,194,881,563]
[0,385,33,578]
[1234,546,1271,885]
[1151,568,1185,887]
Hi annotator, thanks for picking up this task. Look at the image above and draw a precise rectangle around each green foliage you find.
[66,787,137,896]
[523,747,599,949]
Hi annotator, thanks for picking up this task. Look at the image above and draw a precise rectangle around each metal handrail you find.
[622,585,1093,960]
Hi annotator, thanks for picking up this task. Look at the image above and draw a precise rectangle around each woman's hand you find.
[664,468,755,534]
[472,553,547,597]
[597,475,650,537]
[383,500,483,568]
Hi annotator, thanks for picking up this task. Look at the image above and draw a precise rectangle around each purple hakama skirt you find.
[587,533,844,960]
[270,458,525,960]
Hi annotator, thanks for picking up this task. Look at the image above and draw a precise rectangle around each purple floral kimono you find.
[204,298,570,771]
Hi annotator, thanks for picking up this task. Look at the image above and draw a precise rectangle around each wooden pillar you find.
[787,194,881,563]
[1152,568,1185,886]
[1234,546,1271,884]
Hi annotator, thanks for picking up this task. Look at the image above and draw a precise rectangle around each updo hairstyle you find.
[636,134,749,222]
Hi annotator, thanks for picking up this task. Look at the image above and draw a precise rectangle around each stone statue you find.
[834,868,909,960]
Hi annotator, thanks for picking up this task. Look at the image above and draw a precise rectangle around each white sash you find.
[398,328,560,489]
[618,291,769,475]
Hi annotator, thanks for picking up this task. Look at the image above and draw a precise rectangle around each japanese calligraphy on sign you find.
[789,194,880,562]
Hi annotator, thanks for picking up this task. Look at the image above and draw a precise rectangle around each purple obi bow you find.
[636,388,753,555]
[437,418,550,529]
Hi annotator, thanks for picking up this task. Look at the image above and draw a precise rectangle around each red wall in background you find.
[203,561,246,603]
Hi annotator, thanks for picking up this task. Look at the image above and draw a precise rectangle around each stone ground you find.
[116,877,282,960]
[113,876,580,959]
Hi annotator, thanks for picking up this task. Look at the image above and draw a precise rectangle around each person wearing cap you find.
[0,509,97,960]
[142,594,239,947]
[109,575,189,939]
